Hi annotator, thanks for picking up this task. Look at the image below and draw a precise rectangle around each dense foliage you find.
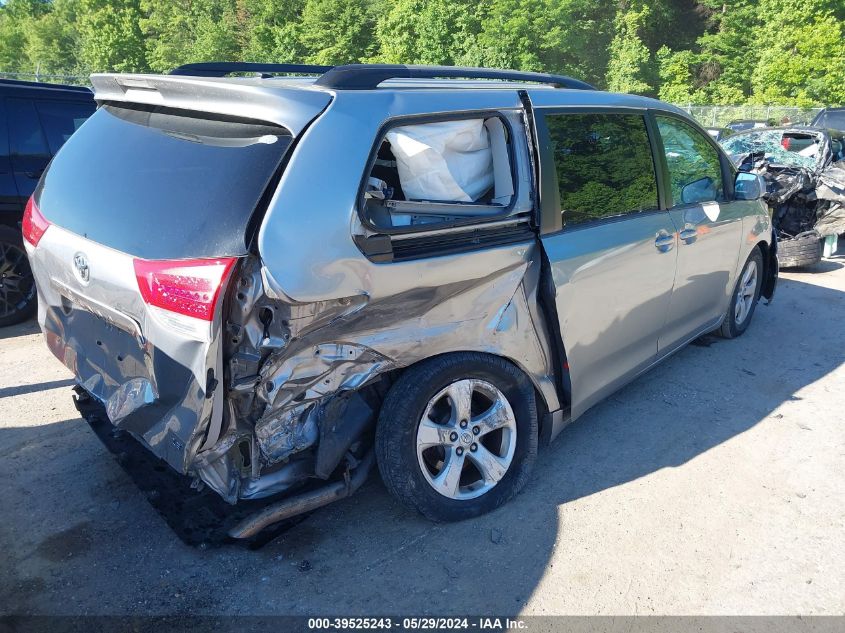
[0,0,842,105]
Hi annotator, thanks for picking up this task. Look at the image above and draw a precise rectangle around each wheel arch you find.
[374,348,539,521]
[374,349,557,445]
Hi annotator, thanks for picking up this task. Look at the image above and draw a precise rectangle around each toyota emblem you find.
[73,252,90,284]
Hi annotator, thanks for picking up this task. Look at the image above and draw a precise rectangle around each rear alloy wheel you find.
[376,352,537,522]
[0,225,37,327]
[719,247,763,339]
[416,379,517,501]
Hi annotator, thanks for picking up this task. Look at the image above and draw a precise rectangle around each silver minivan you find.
[24,64,777,538]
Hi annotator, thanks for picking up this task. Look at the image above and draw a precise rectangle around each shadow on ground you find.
[0,318,39,341]
[0,275,843,616]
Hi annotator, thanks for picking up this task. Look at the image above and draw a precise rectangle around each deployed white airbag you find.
[386,119,494,202]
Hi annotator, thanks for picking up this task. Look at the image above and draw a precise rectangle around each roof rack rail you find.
[314,64,595,90]
[170,62,332,78]
[168,61,595,91]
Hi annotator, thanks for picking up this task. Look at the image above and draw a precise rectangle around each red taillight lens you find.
[781,137,791,150]
[22,197,50,247]
[133,257,236,321]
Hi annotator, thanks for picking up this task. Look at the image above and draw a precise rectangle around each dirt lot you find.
[1,260,844,618]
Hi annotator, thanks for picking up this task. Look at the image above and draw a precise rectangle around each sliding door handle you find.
[679,227,698,243]
[654,231,675,252]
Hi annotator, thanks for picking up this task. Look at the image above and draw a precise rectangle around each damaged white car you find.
[721,126,845,267]
[24,63,777,539]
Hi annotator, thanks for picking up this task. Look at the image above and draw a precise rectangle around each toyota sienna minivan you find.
[24,63,777,538]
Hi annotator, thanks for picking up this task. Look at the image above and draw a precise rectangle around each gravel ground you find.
[1,261,844,617]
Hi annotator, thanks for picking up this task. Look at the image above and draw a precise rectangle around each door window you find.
[655,116,723,206]
[35,100,96,155]
[6,98,49,157]
[544,112,659,227]
[361,115,515,230]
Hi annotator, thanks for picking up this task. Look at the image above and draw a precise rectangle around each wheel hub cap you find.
[415,378,517,501]
[734,259,758,325]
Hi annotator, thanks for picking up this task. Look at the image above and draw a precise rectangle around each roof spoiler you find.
[170,62,595,91]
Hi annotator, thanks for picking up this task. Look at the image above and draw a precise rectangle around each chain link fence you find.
[680,105,823,128]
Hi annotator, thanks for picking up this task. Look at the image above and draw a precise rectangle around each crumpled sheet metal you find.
[260,344,393,411]
[769,167,813,205]
[247,345,394,469]
[256,253,556,437]
[205,241,557,504]
[239,458,313,500]
[254,401,318,464]
[814,203,845,237]
[191,426,252,503]
[809,160,845,237]
[817,162,845,204]
[742,152,845,239]
[104,377,158,423]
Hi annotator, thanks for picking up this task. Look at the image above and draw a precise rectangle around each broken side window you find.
[362,116,515,230]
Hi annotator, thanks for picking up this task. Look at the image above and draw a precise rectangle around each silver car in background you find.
[23,63,777,539]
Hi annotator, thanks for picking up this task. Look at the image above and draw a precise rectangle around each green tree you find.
[656,46,699,104]
[77,0,147,72]
[0,0,47,72]
[375,0,481,65]
[0,0,838,106]
[23,0,81,74]
[693,0,762,103]
[461,0,615,87]
[239,0,305,63]
[606,2,653,95]
[460,0,551,71]
[298,0,377,64]
[141,0,243,73]
[750,1,845,106]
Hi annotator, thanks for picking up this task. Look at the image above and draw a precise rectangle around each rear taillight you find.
[133,257,236,322]
[22,197,50,247]
[781,137,791,150]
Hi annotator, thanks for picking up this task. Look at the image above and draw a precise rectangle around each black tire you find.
[718,247,763,339]
[0,224,37,327]
[778,232,822,269]
[375,352,538,522]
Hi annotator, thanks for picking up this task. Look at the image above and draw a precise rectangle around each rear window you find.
[814,110,845,131]
[37,103,292,259]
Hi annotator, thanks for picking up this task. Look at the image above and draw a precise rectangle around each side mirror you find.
[681,177,717,204]
[734,172,765,200]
